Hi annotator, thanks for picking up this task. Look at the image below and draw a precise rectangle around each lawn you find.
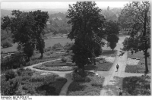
[101,50,117,57]
[1,37,73,53]
[85,62,113,71]
[67,72,105,95]
[1,68,67,95]
[125,51,151,73]
[122,76,151,95]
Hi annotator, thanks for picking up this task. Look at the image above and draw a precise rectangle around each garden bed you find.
[67,72,105,95]
[85,62,113,71]
[125,51,151,73]
[122,76,151,95]
[33,60,76,71]
[1,68,67,95]
[43,60,75,67]
[33,65,75,71]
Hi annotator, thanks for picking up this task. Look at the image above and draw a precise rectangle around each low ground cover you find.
[101,50,117,57]
[122,76,151,95]
[85,62,113,71]
[1,68,67,95]
[67,72,104,95]
[125,51,151,73]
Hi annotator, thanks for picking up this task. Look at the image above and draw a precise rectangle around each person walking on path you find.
[116,64,119,72]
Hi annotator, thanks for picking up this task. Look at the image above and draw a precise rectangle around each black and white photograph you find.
[0,0,151,97]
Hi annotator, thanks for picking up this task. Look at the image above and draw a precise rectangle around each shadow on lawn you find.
[36,83,58,95]
[102,50,117,56]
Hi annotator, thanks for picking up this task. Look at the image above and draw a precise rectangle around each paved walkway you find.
[99,36,150,96]
[100,50,127,96]
[59,73,73,95]
[100,36,128,96]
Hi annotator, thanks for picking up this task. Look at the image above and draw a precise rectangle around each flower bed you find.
[33,65,75,71]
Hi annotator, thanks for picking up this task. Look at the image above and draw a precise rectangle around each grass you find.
[101,50,117,57]
[85,62,113,71]
[1,37,73,53]
[122,76,151,95]
[67,72,105,95]
[1,68,67,95]
[125,51,151,73]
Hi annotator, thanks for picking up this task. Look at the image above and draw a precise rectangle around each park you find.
[1,1,151,96]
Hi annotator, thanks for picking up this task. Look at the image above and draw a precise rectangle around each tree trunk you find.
[93,58,96,65]
[143,9,148,75]
[40,53,43,59]
[144,48,149,74]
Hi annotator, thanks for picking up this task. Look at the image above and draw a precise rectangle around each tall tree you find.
[120,1,150,74]
[32,10,49,58]
[67,1,105,74]
[105,21,119,50]
[2,10,49,60]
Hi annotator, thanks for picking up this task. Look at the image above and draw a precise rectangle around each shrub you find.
[64,42,73,50]
[1,40,12,48]
[5,70,17,81]
[72,72,86,82]
[1,77,20,95]
[52,43,63,51]
[1,52,27,72]
[61,57,67,63]
[44,46,52,52]
[123,76,151,95]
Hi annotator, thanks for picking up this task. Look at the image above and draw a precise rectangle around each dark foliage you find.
[67,1,106,71]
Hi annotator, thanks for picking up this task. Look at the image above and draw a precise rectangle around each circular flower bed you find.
[33,64,76,71]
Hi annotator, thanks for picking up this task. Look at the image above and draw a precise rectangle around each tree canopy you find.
[1,10,49,60]
[120,1,150,74]
[105,21,119,50]
[67,1,106,72]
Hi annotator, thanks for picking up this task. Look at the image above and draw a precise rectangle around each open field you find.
[1,37,73,53]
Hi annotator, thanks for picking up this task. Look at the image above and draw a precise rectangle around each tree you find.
[30,10,49,58]
[120,1,150,74]
[67,1,105,74]
[2,10,49,60]
[107,34,119,51]
[105,21,119,50]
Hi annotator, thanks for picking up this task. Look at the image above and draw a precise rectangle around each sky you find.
[1,1,129,10]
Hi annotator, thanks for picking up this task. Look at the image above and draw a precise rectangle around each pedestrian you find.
[119,88,123,96]
[116,64,119,72]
